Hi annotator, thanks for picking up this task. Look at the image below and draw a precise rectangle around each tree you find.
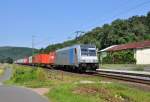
[5,57,13,64]
[40,11,150,53]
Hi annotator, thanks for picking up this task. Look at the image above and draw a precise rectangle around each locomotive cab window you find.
[81,45,96,56]
[89,49,96,56]
[81,48,88,56]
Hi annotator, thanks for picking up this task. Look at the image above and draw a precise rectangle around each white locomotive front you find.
[78,44,98,71]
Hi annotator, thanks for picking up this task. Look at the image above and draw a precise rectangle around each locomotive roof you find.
[56,44,96,52]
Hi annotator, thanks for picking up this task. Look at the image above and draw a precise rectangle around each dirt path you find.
[0,68,12,85]
[29,88,49,95]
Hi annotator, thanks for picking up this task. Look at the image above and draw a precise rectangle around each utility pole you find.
[32,35,35,56]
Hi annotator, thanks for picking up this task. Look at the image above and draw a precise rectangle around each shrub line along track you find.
[95,69,150,85]
[20,65,150,85]
[45,66,150,85]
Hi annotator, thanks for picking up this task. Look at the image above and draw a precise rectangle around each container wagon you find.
[32,54,50,66]
[24,57,29,65]
[47,52,56,67]
[29,56,32,65]
[16,58,24,64]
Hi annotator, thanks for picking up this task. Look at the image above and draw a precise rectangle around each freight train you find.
[14,44,99,72]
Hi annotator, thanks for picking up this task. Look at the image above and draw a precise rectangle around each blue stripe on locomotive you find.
[69,48,74,64]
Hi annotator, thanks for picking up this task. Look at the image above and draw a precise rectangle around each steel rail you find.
[96,70,150,85]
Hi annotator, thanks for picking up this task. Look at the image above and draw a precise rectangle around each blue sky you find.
[0,0,150,48]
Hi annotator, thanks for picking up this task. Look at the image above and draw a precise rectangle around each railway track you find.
[46,67,150,85]
[20,64,150,85]
[96,69,150,85]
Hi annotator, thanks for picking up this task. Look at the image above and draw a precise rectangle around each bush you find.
[134,65,144,71]
[36,68,47,81]
[102,54,113,64]
[102,50,136,64]
[11,66,47,83]
[12,67,37,83]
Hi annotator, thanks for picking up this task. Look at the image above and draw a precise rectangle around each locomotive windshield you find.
[80,45,96,56]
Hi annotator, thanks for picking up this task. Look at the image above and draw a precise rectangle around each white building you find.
[136,47,150,64]
[100,40,150,64]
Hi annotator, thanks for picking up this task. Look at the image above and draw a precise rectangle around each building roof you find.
[99,45,117,52]
[103,40,150,52]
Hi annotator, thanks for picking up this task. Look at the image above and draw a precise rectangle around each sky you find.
[0,0,150,49]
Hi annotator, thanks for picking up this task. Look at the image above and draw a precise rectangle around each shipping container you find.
[24,57,29,64]
[33,54,50,64]
[49,52,56,64]
[29,56,32,64]
[17,59,24,64]
[32,55,37,64]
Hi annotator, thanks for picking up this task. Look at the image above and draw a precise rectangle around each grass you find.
[41,69,150,102]
[47,81,150,102]
[5,64,150,102]
[5,65,51,88]
[47,84,104,102]
[0,63,7,76]
[104,83,150,102]
[0,69,4,75]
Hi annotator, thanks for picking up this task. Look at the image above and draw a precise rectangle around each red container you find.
[32,55,37,64]
[24,57,29,64]
[49,52,56,64]
[33,54,50,64]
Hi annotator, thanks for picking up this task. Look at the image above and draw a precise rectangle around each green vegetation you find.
[0,57,14,64]
[0,46,38,63]
[0,64,8,75]
[0,69,4,75]
[100,64,149,71]
[102,50,136,64]
[6,65,150,102]
[46,70,150,102]
[40,11,150,53]
[5,65,51,88]
[132,65,144,71]
[48,83,150,102]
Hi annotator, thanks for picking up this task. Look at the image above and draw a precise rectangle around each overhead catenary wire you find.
[32,0,150,49]
[32,35,35,56]
[86,0,150,29]
[34,37,51,46]
[64,0,150,41]
[32,36,56,49]
[109,0,150,20]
